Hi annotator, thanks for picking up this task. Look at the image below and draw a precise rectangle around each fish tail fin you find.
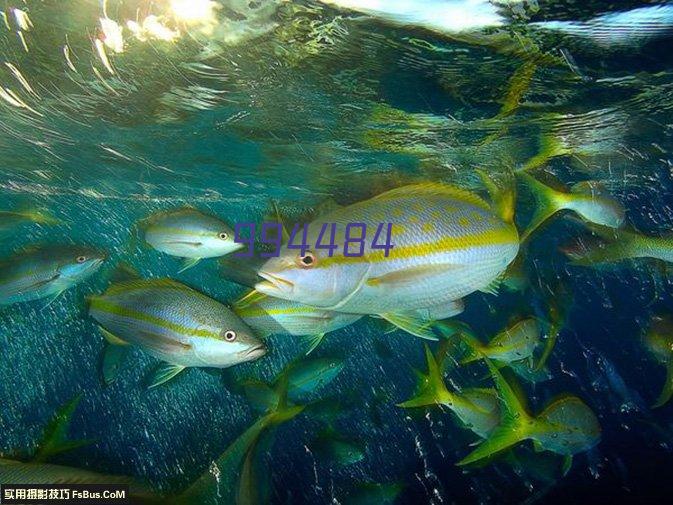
[457,421,526,466]
[521,133,568,172]
[380,313,437,341]
[458,358,534,466]
[518,172,565,242]
[33,394,95,463]
[397,344,451,409]
[653,359,673,408]
[303,333,326,355]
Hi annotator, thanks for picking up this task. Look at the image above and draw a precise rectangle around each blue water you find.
[2,1,673,503]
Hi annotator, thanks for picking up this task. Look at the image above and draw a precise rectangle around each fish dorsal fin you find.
[33,395,94,463]
[371,183,491,210]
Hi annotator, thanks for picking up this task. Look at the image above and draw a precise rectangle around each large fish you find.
[234,291,362,354]
[142,207,242,271]
[0,245,105,305]
[89,278,266,387]
[255,183,519,335]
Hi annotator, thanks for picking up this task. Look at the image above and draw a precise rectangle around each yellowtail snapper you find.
[518,173,624,242]
[88,278,266,388]
[398,344,500,438]
[0,245,105,306]
[142,207,242,272]
[234,290,362,354]
[457,358,600,472]
[255,183,519,340]
[644,315,673,408]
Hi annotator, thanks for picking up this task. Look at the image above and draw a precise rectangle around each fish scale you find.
[256,183,519,315]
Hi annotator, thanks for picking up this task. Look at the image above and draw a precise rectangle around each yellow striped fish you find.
[255,183,519,328]
[233,291,362,353]
[89,278,265,387]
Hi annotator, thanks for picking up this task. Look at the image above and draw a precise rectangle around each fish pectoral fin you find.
[302,333,326,355]
[380,313,437,341]
[178,257,202,273]
[366,263,459,288]
[99,327,130,346]
[147,363,187,389]
[102,344,130,386]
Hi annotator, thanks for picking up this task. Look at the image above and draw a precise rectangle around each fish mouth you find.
[256,271,294,294]
[242,343,267,360]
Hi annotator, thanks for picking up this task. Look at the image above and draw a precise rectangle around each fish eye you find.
[224,330,236,342]
[296,251,316,268]
[76,255,87,263]
[218,232,229,240]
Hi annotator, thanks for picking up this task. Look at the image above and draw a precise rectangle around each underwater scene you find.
[2,0,673,504]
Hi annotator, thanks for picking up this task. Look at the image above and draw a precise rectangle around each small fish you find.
[461,317,540,365]
[88,278,265,387]
[142,207,242,271]
[310,429,366,467]
[343,481,404,505]
[286,358,344,402]
[518,173,624,242]
[644,315,673,408]
[255,183,519,340]
[0,245,105,306]
[398,345,500,438]
[0,459,152,492]
[563,224,673,266]
[233,291,362,354]
[0,206,58,234]
[457,358,601,469]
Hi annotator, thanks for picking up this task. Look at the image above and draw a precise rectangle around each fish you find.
[286,357,345,402]
[0,245,106,306]
[310,428,366,467]
[255,183,519,339]
[142,207,242,272]
[461,317,541,365]
[88,278,266,388]
[0,459,152,492]
[457,358,601,469]
[233,290,362,354]
[644,315,673,408]
[563,224,673,267]
[0,206,58,234]
[398,345,500,438]
[342,481,404,505]
[518,173,625,242]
